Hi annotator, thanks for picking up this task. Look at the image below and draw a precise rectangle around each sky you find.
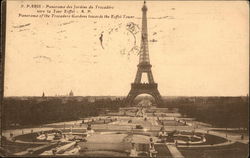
[4,0,249,97]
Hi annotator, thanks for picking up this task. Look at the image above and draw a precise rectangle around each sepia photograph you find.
[1,0,249,157]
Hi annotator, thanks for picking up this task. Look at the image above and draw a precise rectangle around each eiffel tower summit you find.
[125,1,163,106]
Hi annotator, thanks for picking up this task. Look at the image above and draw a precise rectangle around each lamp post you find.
[226,127,228,138]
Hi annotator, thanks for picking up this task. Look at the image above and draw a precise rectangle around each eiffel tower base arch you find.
[124,83,163,106]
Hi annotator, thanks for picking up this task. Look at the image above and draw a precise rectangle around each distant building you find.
[69,90,74,97]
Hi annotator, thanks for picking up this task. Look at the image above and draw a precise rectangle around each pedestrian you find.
[149,141,156,157]
[10,132,13,138]
[130,143,138,157]
[52,148,57,155]
[241,134,244,140]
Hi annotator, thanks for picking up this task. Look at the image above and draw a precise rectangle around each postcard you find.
[1,0,249,157]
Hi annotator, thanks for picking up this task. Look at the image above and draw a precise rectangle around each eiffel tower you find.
[125,1,163,106]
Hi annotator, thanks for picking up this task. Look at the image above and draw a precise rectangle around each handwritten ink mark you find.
[59,21,75,26]
[13,23,31,28]
[33,56,52,63]
[150,39,158,42]
[99,32,104,49]
[18,29,30,32]
[57,30,66,33]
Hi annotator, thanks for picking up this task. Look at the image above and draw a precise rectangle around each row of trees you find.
[171,98,249,129]
[2,98,121,129]
[3,96,248,129]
